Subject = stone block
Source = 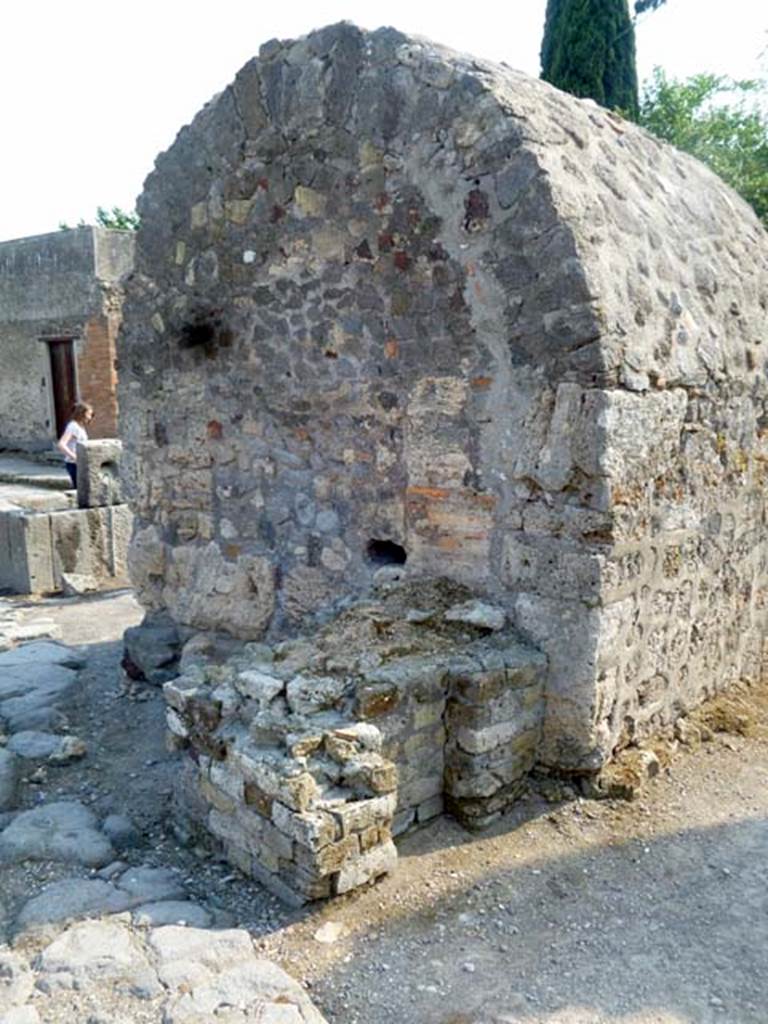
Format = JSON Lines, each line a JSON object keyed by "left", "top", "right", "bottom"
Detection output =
{"left": 356, "top": 681, "right": 401, "bottom": 719}
{"left": 108, "top": 504, "right": 133, "bottom": 577}
{"left": 44, "top": 504, "right": 132, "bottom": 591}
{"left": 245, "top": 855, "right": 309, "bottom": 907}
{"left": 209, "top": 761, "right": 245, "bottom": 802}
{"left": 334, "top": 839, "right": 397, "bottom": 895}
{"left": 0, "top": 511, "right": 55, "bottom": 594}
{"left": 230, "top": 743, "right": 319, "bottom": 812}
{"left": 272, "top": 802, "right": 339, "bottom": 850}
{"left": 276, "top": 862, "right": 333, "bottom": 902}
{"left": 392, "top": 808, "right": 415, "bottom": 836}
{"left": 235, "top": 669, "right": 285, "bottom": 704}
{"left": 417, "top": 794, "right": 444, "bottom": 822}
{"left": 224, "top": 841, "right": 252, "bottom": 876}
{"left": 49, "top": 508, "right": 107, "bottom": 580}
{"left": 340, "top": 754, "right": 398, "bottom": 796}
{"left": 413, "top": 700, "right": 445, "bottom": 729}
{"left": 397, "top": 774, "right": 443, "bottom": 809}
{"left": 245, "top": 812, "right": 294, "bottom": 862}
{"left": 207, "top": 808, "right": 241, "bottom": 846}
{"left": 295, "top": 834, "right": 360, "bottom": 877}
{"left": 286, "top": 674, "right": 347, "bottom": 714}
{"left": 199, "top": 776, "right": 237, "bottom": 815}
{"left": 76, "top": 439, "right": 124, "bottom": 508}
{"left": 453, "top": 715, "right": 539, "bottom": 756}
{"left": 359, "top": 825, "right": 383, "bottom": 851}
{"left": 60, "top": 572, "right": 99, "bottom": 596}
{"left": 329, "top": 793, "right": 396, "bottom": 836}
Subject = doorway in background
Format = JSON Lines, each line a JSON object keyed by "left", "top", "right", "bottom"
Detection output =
{"left": 46, "top": 339, "right": 77, "bottom": 437}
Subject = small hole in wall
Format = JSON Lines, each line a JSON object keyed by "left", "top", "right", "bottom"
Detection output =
{"left": 366, "top": 539, "right": 407, "bottom": 566}
{"left": 180, "top": 320, "right": 216, "bottom": 349}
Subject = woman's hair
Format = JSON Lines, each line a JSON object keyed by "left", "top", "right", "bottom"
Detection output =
{"left": 71, "top": 401, "right": 93, "bottom": 424}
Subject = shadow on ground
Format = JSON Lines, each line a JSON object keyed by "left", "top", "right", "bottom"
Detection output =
{"left": 310, "top": 814, "right": 768, "bottom": 1024}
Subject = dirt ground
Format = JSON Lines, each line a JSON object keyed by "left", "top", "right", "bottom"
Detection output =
{"left": 5, "top": 590, "right": 768, "bottom": 1024}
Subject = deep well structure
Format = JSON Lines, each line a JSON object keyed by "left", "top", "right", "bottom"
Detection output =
{"left": 119, "top": 25, "right": 768, "bottom": 899}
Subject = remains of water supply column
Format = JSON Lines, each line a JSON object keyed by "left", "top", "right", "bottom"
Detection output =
{"left": 119, "top": 24, "right": 768, "bottom": 901}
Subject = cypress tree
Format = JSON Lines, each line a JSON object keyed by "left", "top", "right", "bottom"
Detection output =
{"left": 540, "top": 0, "right": 639, "bottom": 119}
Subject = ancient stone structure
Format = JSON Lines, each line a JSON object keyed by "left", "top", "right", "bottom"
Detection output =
{"left": 119, "top": 24, "right": 768, "bottom": 898}
{"left": 0, "top": 441, "right": 131, "bottom": 595}
{"left": 166, "top": 581, "right": 545, "bottom": 902}
{"left": 0, "top": 227, "right": 134, "bottom": 449}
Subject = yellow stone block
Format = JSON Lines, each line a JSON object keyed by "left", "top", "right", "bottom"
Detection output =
{"left": 190, "top": 202, "right": 208, "bottom": 229}
{"left": 225, "top": 199, "right": 253, "bottom": 224}
{"left": 294, "top": 185, "right": 326, "bottom": 217}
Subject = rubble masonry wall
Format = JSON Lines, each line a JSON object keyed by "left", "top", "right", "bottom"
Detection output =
{"left": 120, "top": 24, "right": 768, "bottom": 772}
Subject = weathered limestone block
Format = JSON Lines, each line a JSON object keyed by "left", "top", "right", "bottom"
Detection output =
{"left": 0, "top": 511, "right": 55, "bottom": 594}
{"left": 76, "top": 439, "right": 124, "bottom": 508}
{"left": 0, "top": 503, "right": 131, "bottom": 597}
{"left": 163, "top": 544, "right": 275, "bottom": 638}
{"left": 443, "top": 643, "right": 546, "bottom": 828}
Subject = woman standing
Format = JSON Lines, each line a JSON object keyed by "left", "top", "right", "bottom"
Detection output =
{"left": 57, "top": 401, "right": 94, "bottom": 488}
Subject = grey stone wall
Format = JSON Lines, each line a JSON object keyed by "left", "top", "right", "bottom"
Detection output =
{"left": 0, "top": 228, "right": 134, "bottom": 449}
{"left": 119, "top": 24, "right": 768, "bottom": 773}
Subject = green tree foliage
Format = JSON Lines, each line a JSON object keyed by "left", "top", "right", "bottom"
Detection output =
{"left": 634, "top": 0, "right": 667, "bottom": 13}
{"left": 94, "top": 206, "right": 140, "bottom": 230}
{"left": 541, "top": 0, "right": 639, "bottom": 118}
{"left": 59, "top": 206, "right": 139, "bottom": 231}
{"left": 639, "top": 69, "right": 768, "bottom": 226}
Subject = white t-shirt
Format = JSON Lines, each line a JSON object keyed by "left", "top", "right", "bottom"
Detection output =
{"left": 62, "top": 420, "right": 88, "bottom": 463}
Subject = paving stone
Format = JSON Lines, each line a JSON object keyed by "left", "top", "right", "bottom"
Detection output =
{"left": 6, "top": 731, "right": 61, "bottom": 759}
{"left": 0, "top": 748, "right": 19, "bottom": 811}
{"left": 0, "top": 801, "right": 114, "bottom": 867}
{"left": 148, "top": 926, "right": 327, "bottom": 1023}
{"left": 115, "top": 866, "right": 186, "bottom": 904}
{"left": 0, "top": 641, "right": 81, "bottom": 667}
{"left": 147, "top": 926, "right": 253, "bottom": 989}
{"left": 1, "top": 1007, "right": 41, "bottom": 1024}
{"left": 15, "top": 879, "right": 129, "bottom": 931}
{"left": 131, "top": 901, "right": 213, "bottom": 928}
{"left": 36, "top": 919, "right": 163, "bottom": 997}
{"left": 15, "top": 865, "right": 185, "bottom": 931}
{"left": 0, "top": 950, "right": 34, "bottom": 1015}
{"left": 2, "top": 706, "right": 69, "bottom": 735}
{"left": 0, "top": 664, "right": 78, "bottom": 701}
{"left": 102, "top": 813, "right": 141, "bottom": 850}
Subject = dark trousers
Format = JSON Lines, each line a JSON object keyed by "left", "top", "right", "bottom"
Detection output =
{"left": 65, "top": 462, "right": 77, "bottom": 488}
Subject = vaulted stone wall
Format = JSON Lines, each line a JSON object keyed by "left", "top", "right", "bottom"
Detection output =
{"left": 119, "top": 24, "right": 768, "bottom": 773}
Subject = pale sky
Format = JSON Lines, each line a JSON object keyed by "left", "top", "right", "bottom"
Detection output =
{"left": 1, "top": 0, "right": 765, "bottom": 242}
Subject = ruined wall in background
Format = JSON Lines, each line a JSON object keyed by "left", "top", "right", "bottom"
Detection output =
{"left": 120, "top": 24, "right": 768, "bottom": 772}
{"left": 0, "top": 228, "right": 134, "bottom": 448}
